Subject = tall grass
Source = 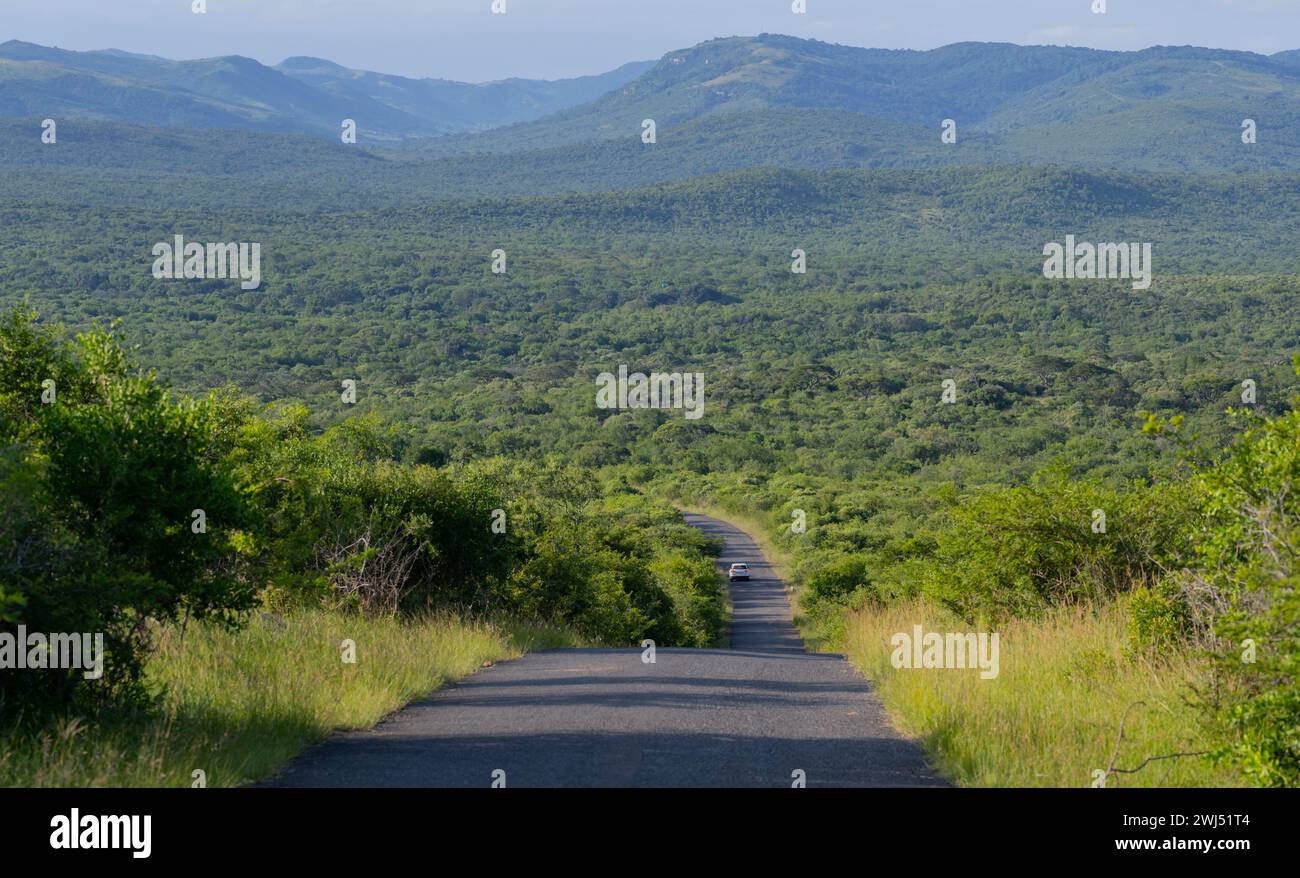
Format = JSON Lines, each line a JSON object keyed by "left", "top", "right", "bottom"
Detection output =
{"left": 1, "top": 611, "right": 579, "bottom": 787}
{"left": 843, "top": 597, "right": 1243, "bottom": 787}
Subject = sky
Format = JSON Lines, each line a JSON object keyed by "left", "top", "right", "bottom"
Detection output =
{"left": 4, "top": 0, "right": 1299, "bottom": 82}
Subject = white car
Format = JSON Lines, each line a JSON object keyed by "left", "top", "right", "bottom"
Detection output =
{"left": 727, "top": 562, "right": 750, "bottom": 582}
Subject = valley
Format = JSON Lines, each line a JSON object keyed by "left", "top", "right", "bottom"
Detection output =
{"left": 2, "top": 27, "right": 1298, "bottom": 793}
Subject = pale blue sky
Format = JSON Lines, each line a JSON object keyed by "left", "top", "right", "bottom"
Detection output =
{"left": 5, "top": 0, "right": 1299, "bottom": 81}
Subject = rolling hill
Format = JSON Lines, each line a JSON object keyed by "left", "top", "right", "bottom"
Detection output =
{"left": 275, "top": 55, "right": 653, "bottom": 136}
{"left": 421, "top": 36, "right": 1300, "bottom": 153}
{"left": 3, "top": 34, "right": 1299, "bottom": 195}
{"left": 0, "top": 39, "right": 650, "bottom": 140}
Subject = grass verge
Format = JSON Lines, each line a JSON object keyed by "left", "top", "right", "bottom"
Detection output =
{"left": 1, "top": 610, "right": 580, "bottom": 787}
{"left": 843, "top": 597, "right": 1242, "bottom": 787}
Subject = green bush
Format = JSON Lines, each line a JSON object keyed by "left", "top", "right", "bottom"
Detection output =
{"left": 806, "top": 555, "right": 874, "bottom": 604}
{"left": 1176, "top": 373, "right": 1300, "bottom": 786}
{"left": 1127, "top": 583, "right": 1193, "bottom": 652}
{"left": 913, "top": 466, "right": 1193, "bottom": 621}
{"left": 239, "top": 418, "right": 511, "bottom": 614}
{"left": 1, "top": 308, "right": 728, "bottom": 720}
{"left": 237, "top": 422, "right": 724, "bottom": 645}
{"left": 1, "top": 309, "right": 256, "bottom": 709}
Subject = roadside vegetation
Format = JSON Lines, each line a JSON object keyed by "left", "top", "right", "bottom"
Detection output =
{"left": 1, "top": 611, "right": 579, "bottom": 787}
{"left": 0, "top": 309, "right": 724, "bottom": 785}
{"left": 665, "top": 370, "right": 1300, "bottom": 787}
{"left": 843, "top": 599, "right": 1238, "bottom": 787}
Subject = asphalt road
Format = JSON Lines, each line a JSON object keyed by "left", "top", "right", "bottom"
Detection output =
{"left": 264, "top": 512, "right": 943, "bottom": 787}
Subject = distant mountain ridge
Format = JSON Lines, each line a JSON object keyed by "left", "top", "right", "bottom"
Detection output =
{"left": 2, "top": 34, "right": 1298, "bottom": 178}
{"left": 423, "top": 34, "right": 1300, "bottom": 154}
{"left": 0, "top": 39, "right": 652, "bottom": 139}
{"left": 275, "top": 55, "right": 655, "bottom": 135}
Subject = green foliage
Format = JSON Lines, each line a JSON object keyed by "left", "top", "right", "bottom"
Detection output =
{"left": 1127, "top": 582, "right": 1194, "bottom": 652}
{"left": 0, "top": 310, "right": 256, "bottom": 709}
{"left": 217, "top": 398, "right": 725, "bottom": 644}
{"left": 0, "top": 308, "right": 726, "bottom": 721}
{"left": 238, "top": 418, "right": 511, "bottom": 614}
{"left": 1176, "top": 367, "right": 1300, "bottom": 786}
{"left": 913, "top": 467, "right": 1194, "bottom": 621}
{"left": 806, "top": 555, "right": 875, "bottom": 604}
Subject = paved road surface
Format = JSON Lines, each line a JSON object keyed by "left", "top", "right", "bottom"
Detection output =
{"left": 265, "top": 512, "right": 942, "bottom": 787}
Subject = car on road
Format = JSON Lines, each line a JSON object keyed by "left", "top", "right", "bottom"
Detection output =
{"left": 728, "top": 562, "right": 750, "bottom": 582}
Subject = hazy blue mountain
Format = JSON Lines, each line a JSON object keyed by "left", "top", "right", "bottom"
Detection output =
{"left": 416, "top": 36, "right": 1123, "bottom": 153}
{"left": 422, "top": 35, "right": 1300, "bottom": 162}
{"left": 4, "top": 34, "right": 1298, "bottom": 181}
{"left": 1272, "top": 49, "right": 1300, "bottom": 68}
{"left": 275, "top": 56, "right": 653, "bottom": 135}
{"left": 0, "top": 40, "right": 650, "bottom": 139}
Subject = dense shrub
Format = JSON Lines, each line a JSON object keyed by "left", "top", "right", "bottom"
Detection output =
{"left": 911, "top": 466, "right": 1194, "bottom": 621}
{"left": 236, "top": 412, "right": 511, "bottom": 613}
{"left": 806, "top": 555, "right": 875, "bottom": 604}
{"left": 0, "top": 309, "right": 256, "bottom": 709}
{"left": 1, "top": 309, "right": 727, "bottom": 718}
{"left": 1168, "top": 376, "right": 1300, "bottom": 786}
